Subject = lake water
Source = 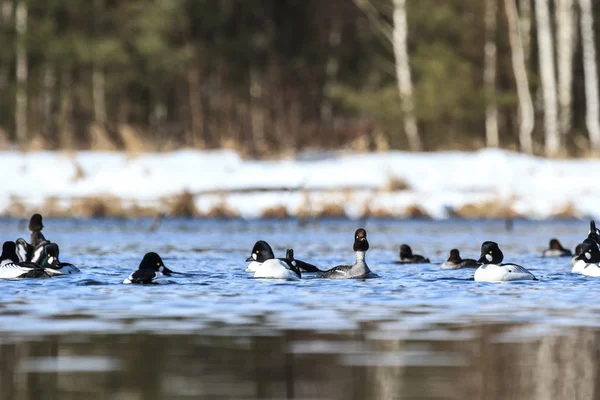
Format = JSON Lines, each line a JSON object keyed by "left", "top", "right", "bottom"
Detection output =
{"left": 0, "top": 218, "right": 598, "bottom": 399}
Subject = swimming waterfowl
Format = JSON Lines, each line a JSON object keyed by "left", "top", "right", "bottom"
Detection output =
{"left": 441, "top": 249, "right": 480, "bottom": 269}
{"left": 397, "top": 244, "right": 430, "bottom": 264}
{"left": 588, "top": 220, "right": 600, "bottom": 243}
{"left": 318, "top": 228, "right": 377, "bottom": 279}
{"left": 542, "top": 238, "right": 572, "bottom": 257}
{"left": 123, "top": 252, "right": 173, "bottom": 284}
{"left": 245, "top": 240, "right": 321, "bottom": 272}
{"left": 474, "top": 241, "right": 536, "bottom": 282}
{"left": 28, "top": 213, "right": 47, "bottom": 248}
{"left": 252, "top": 248, "right": 301, "bottom": 280}
{"left": 31, "top": 242, "right": 80, "bottom": 276}
{"left": 572, "top": 239, "right": 600, "bottom": 275}
{"left": 0, "top": 241, "right": 50, "bottom": 279}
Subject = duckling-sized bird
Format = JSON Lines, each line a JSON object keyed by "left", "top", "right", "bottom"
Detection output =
{"left": 474, "top": 241, "right": 536, "bottom": 282}
{"left": 245, "top": 240, "right": 321, "bottom": 272}
{"left": 123, "top": 252, "right": 174, "bottom": 284}
{"left": 441, "top": 249, "right": 480, "bottom": 269}
{"left": 397, "top": 244, "right": 430, "bottom": 264}
{"left": 253, "top": 248, "right": 301, "bottom": 280}
{"left": 542, "top": 238, "right": 572, "bottom": 257}
{"left": 318, "top": 228, "right": 377, "bottom": 279}
{"left": 0, "top": 241, "right": 50, "bottom": 279}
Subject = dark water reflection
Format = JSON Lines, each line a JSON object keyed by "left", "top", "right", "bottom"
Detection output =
{"left": 1, "top": 323, "right": 599, "bottom": 399}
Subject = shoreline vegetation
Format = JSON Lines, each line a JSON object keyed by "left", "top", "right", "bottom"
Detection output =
{"left": 1, "top": 148, "right": 596, "bottom": 220}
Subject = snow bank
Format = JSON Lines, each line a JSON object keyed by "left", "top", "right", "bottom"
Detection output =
{"left": 1, "top": 148, "right": 598, "bottom": 219}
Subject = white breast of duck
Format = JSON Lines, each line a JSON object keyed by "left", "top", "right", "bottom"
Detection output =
{"left": 253, "top": 259, "right": 300, "bottom": 281}
{"left": 0, "top": 259, "right": 45, "bottom": 279}
{"left": 474, "top": 241, "right": 536, "bottom": 282}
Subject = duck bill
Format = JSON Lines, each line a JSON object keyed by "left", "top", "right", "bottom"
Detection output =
{"left": 245, "top": 256, "right": 254, "bottom": 262}
{"left": 477, "top": 255, "right": 487, "bottom": 263}
{"left": 161, "top": 266, "right": 176, "bottom": 276}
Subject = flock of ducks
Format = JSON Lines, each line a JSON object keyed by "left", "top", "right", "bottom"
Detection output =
{"left": 1, "top": 214, "right": 599, "bottom": 283}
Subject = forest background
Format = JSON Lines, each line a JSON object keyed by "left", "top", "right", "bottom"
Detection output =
{"left": 0, "top": 0, "right": 598, "bottom": 158}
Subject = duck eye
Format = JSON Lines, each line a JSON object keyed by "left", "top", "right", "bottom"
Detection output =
{"left": 47, "top": 254, "right": 51, "bottom": 257}
{"left": 156, "top": 262, "right": 160, "bottom": 266}
{"left": 256, "top": 250, "right": 259, "bottom": 253}
{"left": 489, "top": 251, "right": 492, "bottom": 254}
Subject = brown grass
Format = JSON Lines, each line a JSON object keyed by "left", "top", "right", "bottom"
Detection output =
{"left": 261, "top": 205, "right": 289, "bottom": 218}
{"left": 70, "top": 196, "right": 126, "bottom": 217}
{"left": 314, "top": 203, "right": 347, "bottom": 218}
{"left": 164, "top": 191, "right": 198, "bottom": 217}
{"left": 119, "top": 124, "right": 146, "bottom": 154}
{"left": 385, "top": 175, "right": 411, "bottom": 192}
{"left": 551, "top": 202, "right": 579, "bottom": 219}
{"left": 453, "top": 200, "right": 520, "bottom": 219}
{"left": 89, "top": 123, "right": 117, "bottom": 151}
{"left": 402, "top": 205, "right": 431, "bottom": 219}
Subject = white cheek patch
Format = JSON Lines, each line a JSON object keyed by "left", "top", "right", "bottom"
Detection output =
{"left": 159, "top": 266, "right": 164, "bottom": 272}
{"left": 252, "top": 253, "right": 257, "bottom": 261}
{"left": 585, "top": 252, "right": 592, "bottom": 260}
{"left": 291, "top": 261, "right": 297, "bottom": 267}
{"left": 485, "top": 254, "right": 493, "bottom": 262}
{"left": 48, "top": 256, "right": 55, "bottom": 264}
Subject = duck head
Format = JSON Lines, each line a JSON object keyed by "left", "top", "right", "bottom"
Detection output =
{"left": 246, "top": 240, "right": 275, "bottom": 262}
{"left": 477, "top": 241, "right": 504, "bottom": 264}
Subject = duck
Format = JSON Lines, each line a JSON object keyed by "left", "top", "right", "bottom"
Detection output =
{"left": 123, "top": 252, "right": 174, "bottom": 284}
{"left": 572, "top": 239, "right": 600, "bottom": 276}
{"left": 318, "top": 228, "right": 377, "bottom": 279}
{"left": 570, "top": 243, "right": 583, "bottom": 267}
{"left": 28, "top": 213, "right": 47, "bottom": 248}
{"left": 15, "top": 238, "right": 80, "bottom": 275}
{"left": 252, "top": 248, "right": 301, "bottom": 280}
{"left": 27, "top": 241, "right": 80, "bottom": 276}
{"left": 245, "top": 240, "right": 321, "bottom": 273}
{"left": 571, "top": 239, "right": 600, "bottom": 276}
{"left": 0, "top": 241, "right": 50, "bottom": 279}
{"left": 474, "top": 241, "right": 536, "bottom": 282}
{"left": 542, "top": 238, "right": 572, "bottom": 257}
{"left": 397, "top": 244, "right": 430, "bottom": 264}
{"left": 441, "top": 249, "right": 480, "bottom": 269}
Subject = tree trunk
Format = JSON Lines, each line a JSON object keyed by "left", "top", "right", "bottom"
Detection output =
{"left": 42, "top": 64, "right": 55, "bottom": 141}
{"left": 15, "top": 0, "right": 27, "bottom": 148}
{"left": 535, "top": 0, "right": 560, "bottom": 157}
{"left": 187, "top": 64, "right": 203, "bottom": 148}
{"left": 250, "top": 67, "right": 266, "bottom": 155}
{"left": 57, "top": 70, "right": 73, "bottom": 150}
{"left": 556, "top": 0, "right": 576, "bottom": 138}
{"left": 321, "top": 15, "right": 342, "bottom": 128}
{"left": 92, "top": 66, "right": 107, "bottom": 125}
{"left": 392, "top": 0, "right": 421, "bottom": 151}
{"left": 578, "top": 0, "right": 600, "bottom": 152}
{"left": 519, "top": 0, "right": 532, "bottom": 63}
{"left": 505, "top": 0, "right": 534, "bottom": 154}
{"left": 484, "top": 0, "right": 499, "bottom": 148}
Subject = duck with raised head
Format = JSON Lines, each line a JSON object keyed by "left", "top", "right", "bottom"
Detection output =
{"left": 318, "top": 228, "right": 378, "bottom": 279}
{"left": 542, "top": 238, "right": 572, "bottom": 257}
{"left": 474, "top": 241, "right": 536, "bottom": 282}
{"left": 588, "top": 220, "right": 600, "bottom": 243}
{"left": 245, "top": 240, "right": 321, "bottom": 273}
{"left": 123, "top": 252, "right": 174, "bottom": 284}
{"left": 441, "top": 249, "right": 480, "bottom": 269}
{"left": 252, "top": 248, "right": 301, "bottom": 280}
{"left": 0, "top": 241, "right": 50, "bottom": 279}
{"left": 573, "top": 239, "right": 600, "bottom": 277}
{"left": 397, "top": 244, "right": 430, "bottom": 264}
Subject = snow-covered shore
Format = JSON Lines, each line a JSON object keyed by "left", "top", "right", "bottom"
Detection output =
{"left": 1, "top": 148, "right": 598, "bottom": 219}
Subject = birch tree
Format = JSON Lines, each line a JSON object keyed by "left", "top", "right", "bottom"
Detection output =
{"left": 519, "top": 0, "right": 532, "bottom": 63}
{"left": 484, "top": 0, "right": 499, "bottom": 148}
{"left": 556, "top": 0, "right": 576, "bottom": 137}
{"left": 392, "top": 0, "right": 421, "bottom": 151}
{"left": 505, "top": 0, "right": 534, "bottom": 154}
{"left": 578, "top": 0, "right": 600, "bottom": 152}
{"left": 535, "top": 0, "right": 560, "bottom": 157}
{"left": 15, "top": 0, "right": 27, "bottom": 148}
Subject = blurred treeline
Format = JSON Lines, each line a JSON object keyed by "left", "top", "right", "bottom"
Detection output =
{"left": 0, "top": 0, "right": 598, "bottom": 156}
